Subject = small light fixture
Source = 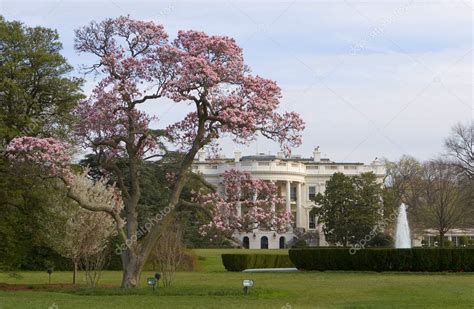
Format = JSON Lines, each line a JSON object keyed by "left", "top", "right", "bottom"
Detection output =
{"left": 147, "top": 277, "right": 158, "bottom": 293}
{"left": 242, "top": 279, "right": 254, "bottom": 295}
{"left": 273, "top": 232, "right": 277, "bottom": 239}
{"left": 252, "top": 233, "right": 256, "bottom": 239}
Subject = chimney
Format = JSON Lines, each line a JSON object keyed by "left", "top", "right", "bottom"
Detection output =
{"left": 313, "top": 146, "right": 321, "bottom": 162}
{"left": 234, "top": 151, "right": 242, "bottom": 162}
{"left": 197, "top": 150, "right": 206, "bottom": 162}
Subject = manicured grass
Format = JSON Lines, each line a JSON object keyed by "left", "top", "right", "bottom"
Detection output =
{"left": 1, "top": 249, "right": 473, "bottom": 308}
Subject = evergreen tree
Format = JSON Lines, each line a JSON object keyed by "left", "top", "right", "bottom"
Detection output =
{"left": 315, "top": 172, "right": 383, "bottom": 247}
{"left": 0, "top": 16, "right": 83, "bottom": 270}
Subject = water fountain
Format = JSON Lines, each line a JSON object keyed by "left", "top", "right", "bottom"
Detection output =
{"left": 395, "top": 203, "right": 411, "bottom": 248}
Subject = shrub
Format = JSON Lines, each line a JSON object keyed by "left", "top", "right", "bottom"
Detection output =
{"left": 443, "top": 240, "right": 453, "bottom": 247}
{"left": 292, "top": 239, "right": 308, "bottom": 248}
{"left": 178, "top": 251, "right": 197, "bottom": 271}
{"left": 289, "top": 248, "right": 474, "bottom": 272}
{"left": 459, "top": 236, "right": 469, "bottom": 247}
{"left": 368, "top": 233, "right": 393, "bottom": 247}
{"left": 221, "top": 254, "right": 294, "bottom": 272}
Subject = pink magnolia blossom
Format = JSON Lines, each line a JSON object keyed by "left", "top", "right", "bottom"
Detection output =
{"left": 163, "top": 30, "right": 305, "bottom": 154}
{"left": 198, "top": 170, "right": 293, "bottom": 241}
{"left": 6, "top": 137, "right": 73, "bottom": 181}
{"left": 74, "top": 16, "right": 304, "bottom": 169}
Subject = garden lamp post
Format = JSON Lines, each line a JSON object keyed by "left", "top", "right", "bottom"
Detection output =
{"left": 147, "top": 272, "right": 161, "bottom": 294}
{"left": 242, "top": 279, "right": 254, "bottom": 295}
{"left": 147, "top": 277, "right": 157, "bottom": 293}
{"left": 47, "top": 267, "right": 53, "bottom": 284}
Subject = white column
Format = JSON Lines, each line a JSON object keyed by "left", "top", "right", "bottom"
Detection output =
{"left": 236, "top": 202, "right": 242, "bottom": 217}
{"left": 286, "top": 180, "right": 291, "bottom": 213}
{"left": 296, "top": 182, "right": 302, "bottom": 227}
{"left": 270, "top": 181, "right": 276, "bottom": 212}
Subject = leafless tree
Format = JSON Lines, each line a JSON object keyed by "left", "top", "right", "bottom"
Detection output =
{"left": 81, "top": 249, "right": 109, "bottom": 288}
{"left": 152, "top": 219, "right": 185, "bottom": 287}
{"left": 445, "top": 122, "right": 473, "bottom": 179}
{"left": 384, "top": 156, "right": 426, "bottom": 233}
{"left": 385, "top": 155, "right": 424, "bottom": 209}
{"left": 417, "top": 160, "right": 473, "bottom": 246}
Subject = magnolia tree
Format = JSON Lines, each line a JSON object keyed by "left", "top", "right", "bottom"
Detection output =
{"left": 42, "top": 171, "right": 117, "bottom": 286}
{"left": 7, "top": 16, "right": 304, "bottom": 288}
{"left": 198, "top": 170, "right": 292, "bottom": 242}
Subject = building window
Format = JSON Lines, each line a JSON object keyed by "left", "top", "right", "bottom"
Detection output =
{"left": 309, "top": 214, "right": 317, "bottom": 229}
{"left": 290, "top": 187, "right": 297, "bottom": 201}
{"left": 279, "top": 236, "right": 286, "bottom": 249}
{"left": 309, "top": 207, "right": 318, "bottom": 229}
{"left": 308, "top": 186, "right": 316, "bottom": 200}
{"left": 326, "top": 166, "right": 338, "bottom": 170}
{"left": 428, "top": 236, "right": 438, "bottom": 247}
{"left": 260, "top": 236, "right": 269, "bottom": 249}
{"left": 242, "top": 236, "right": 249, "bottom": 249}
{"left": 344, "top": 166, "right": 357, "bottom": 170}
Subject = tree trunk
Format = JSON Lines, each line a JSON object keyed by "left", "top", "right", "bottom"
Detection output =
{"left": 121, "top": 249, "right": 146, "bottom": 288}
{"left": 73, "top": 261, "right": 78, "bottom": 285}
{"left": 439, "top": 231, "right": 445, "bottom": 248}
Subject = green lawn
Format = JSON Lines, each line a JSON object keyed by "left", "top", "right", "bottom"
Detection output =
{"left": 1, "top": 249, "right": 473, "bottom": 308}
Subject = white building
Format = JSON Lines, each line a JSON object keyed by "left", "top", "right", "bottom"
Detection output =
{"left": 413, "top": 229, "right": 474, "bottom": 247}
{"left": 192, "top": 147, "right": 386, "bottom": 249}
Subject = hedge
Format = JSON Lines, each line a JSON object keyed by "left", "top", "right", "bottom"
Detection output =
{"left": 221, "top": 254, "right": 294, "bottom": 272}
{"left": 289, "top": 248, "right": 474, "bottom": 272}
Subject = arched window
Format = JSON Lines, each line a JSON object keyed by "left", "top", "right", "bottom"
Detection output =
{"left": 279, "top": 236, "right": 286, "bottom": 249}
{"left": 243, "top": 236, "right": 249, "bottom": 249}
{"left": 260, "top": 236, "right": 269, "bottom": 249}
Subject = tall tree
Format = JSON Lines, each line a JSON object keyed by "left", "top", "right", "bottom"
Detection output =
{"left": 445, "top": 122, "right": 473, "bottom": 179}
{"left": 8, "top": 16, "right": 304, "bottom": 288}
{"left": 0, "top": 16, "right": 83, "bottom": 270}
{"left": 0, "top": 16, "right": 83, "bottom": 144}
{"left": 315, "top": 172, "right": 383, "bottom": 247}
{"left": 417, "top": 160, "right": 473, "bottom": 246}
{"left": 384, "top": 155, "right": 423, "bottom": 210}
{"left": 386, "top": 156, "right": 473, "bottom": 245}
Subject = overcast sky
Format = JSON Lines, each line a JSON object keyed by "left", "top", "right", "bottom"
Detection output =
{"left": 1, "top": 0, "right": 472, "bottom": 163}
